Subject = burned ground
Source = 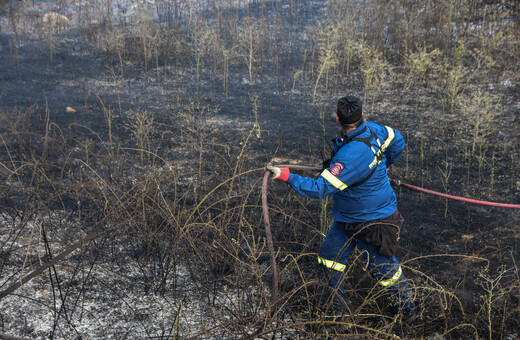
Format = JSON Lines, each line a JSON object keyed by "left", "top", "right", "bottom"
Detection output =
{"left": 0, "top": 0, "right": 519, "bottom": 339}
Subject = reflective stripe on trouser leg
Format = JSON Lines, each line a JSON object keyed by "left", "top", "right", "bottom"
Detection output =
{"left": 379, "top": 265, "right": 402, "bottom": 287}
{"left": 317, "top": 256, "right": 346, "bottom": 272}
{"left": 317, "top": 221, "right": 356, "bottom": 272}
{"left": 317, "top": 221, "right": 356, "bottom": 310}
{"left": 355, "top": 238, "right": 413, "bottom": 301}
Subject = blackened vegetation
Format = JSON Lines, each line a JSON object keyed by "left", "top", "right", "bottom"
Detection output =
{"left": 0, "top": 0, "right": 519, "bottom": 339}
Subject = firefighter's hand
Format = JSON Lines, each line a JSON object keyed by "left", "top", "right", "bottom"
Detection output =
{"left": 266, "top": 164, "right": 281, "bottom": 178}
{"left": 266, "top": 164, "right": 290, "bottom": 182}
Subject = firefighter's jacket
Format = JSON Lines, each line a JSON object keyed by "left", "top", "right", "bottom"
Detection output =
{"left": 286, "top": 121, "right": 405, "bottom": 223}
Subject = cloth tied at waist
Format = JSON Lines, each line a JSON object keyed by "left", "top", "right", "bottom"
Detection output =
{"left": 339, "top": 209, "right": 404, "bottom": 257}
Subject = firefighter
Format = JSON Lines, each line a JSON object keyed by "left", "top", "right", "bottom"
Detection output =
{"left": 266, "top": 95, "right": 415, "bottom": 316}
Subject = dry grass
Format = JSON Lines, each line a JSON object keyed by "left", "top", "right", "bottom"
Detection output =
{"left": 0, "top": 0, "right": 519, "bottom": 338}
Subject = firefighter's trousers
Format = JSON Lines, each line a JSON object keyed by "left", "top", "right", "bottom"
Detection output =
{"left": 317, "top": 220, "right": 414, "bottom": 314}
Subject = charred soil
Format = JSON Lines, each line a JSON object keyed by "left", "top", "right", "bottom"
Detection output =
{"left": 1, "top": 0, "right": 519, "bottom": 339}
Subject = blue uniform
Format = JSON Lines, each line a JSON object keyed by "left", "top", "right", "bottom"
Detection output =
{"left": 286, "top": 121, "right": 403, "bottom": 222}
{"left": 285, "top": 121, "right": 414, "bottom": 314}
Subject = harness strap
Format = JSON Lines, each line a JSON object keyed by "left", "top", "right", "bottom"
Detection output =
{"left": 347, "top": 128, "right": 381, "bottom": 188}
{"left": 322, "top": 126, "right": 368, "bottom": 170}
{"left": 321, "top": 126, "right": 395, "bottom": 190}
{"left": 348, "top": 162, "right": 378, "bottom": 188}
{"left": 339, "top": 125, "right": 368, "bottom": 146}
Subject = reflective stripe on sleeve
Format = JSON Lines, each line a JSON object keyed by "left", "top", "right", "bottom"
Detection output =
{"left": 318, "top": 256, "right": 346, "bottom": 272}
{"left": 321, "top": 169, "right": 348, "bottom": 191}
{"left": 380, "top": 126, "right": 395, "bottom": 151}
{"left": 379, "top": 266, "right": 402, "bottom": 287}
{"left": 368, "top": 126, "right": 395, "bottom": 169}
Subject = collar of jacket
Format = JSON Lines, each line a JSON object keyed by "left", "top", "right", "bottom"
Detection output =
{"left": 331, "top": 122, "right": 368, "bottom": 153}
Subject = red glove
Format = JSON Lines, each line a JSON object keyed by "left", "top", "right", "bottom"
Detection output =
{"left": 266, "top": 164, "right": 290, "bottom": 182}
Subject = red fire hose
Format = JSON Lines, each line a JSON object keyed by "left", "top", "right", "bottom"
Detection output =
{"left": 389, "top": 179, "right": 520, "bottom": 209}
{"left": 261, "top": 164, "right": 322, "bottom": 308}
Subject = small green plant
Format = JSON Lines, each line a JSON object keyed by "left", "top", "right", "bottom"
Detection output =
{"left": 172, "top": 300, "right": 183, "bottom": 340}
{"left": 341, "top": 37, "right": 358, "bottom": 79}
{"left": 250, "top": 94, "right": 261, "bottom": 139}
{"left": 476, "top": 144, "right": 487, "bottom": 186}
{"left": 176, "top": 97, "right": 220, "bottom": 190}
{"left": 81, "top": 138, "right": 94, "bottom": 165}
{"left": 459, "top": 89, "right": 501, "bottom": 156}
{"left": 454, "top": 39, "right": 466, "bottom": 66}
{"left": 404, "top": 48, "right": 441, "bottom": 89}
{"left": 190, "top": 17, "right": 213, "bottom": 94}
{"left": 489, "top": 148, "right": 496, "bottom": 191}
{"left": 319, "top": 197, "right": 332, "bottom": 242}
{"left": 312, "top": 24, "right": 339, "bottom": 104}
{"left": 463, "top": 145, "right": 471, "bottom": 197}
{"left": 238, "top": 17, "right": 266, "bottom": 85}
{"left": 313, "top": 46, "right": 337, "bottom": 104}
{"left": 358, "top": 43, "right": 388, "bottom": 113}
{"left": 124, "top": 109, "right": 157, "bottom": 165}
{"left": 438, "top": 153, "right": 452, "bottom": 218}
{"left": 445, "top": 64, "right": 468, "bottom": 116}
{"left": 442, "top": 40, "right": 471, "bottom": 116}
{"left": 475, "top": 265, "right": 513, "bottom": 340}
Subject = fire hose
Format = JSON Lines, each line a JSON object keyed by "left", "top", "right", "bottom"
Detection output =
{"left": 261, "top": 164, "right": 321, "bottom": 307}
{"left": 261, "top": 164, "right": 520, "bottom": 306}
{"left": 389, "top": 178, "right": 520, "bottom": 208}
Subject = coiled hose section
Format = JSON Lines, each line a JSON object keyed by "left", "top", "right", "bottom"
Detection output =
{"left": 261, "top": 165, "right": 321, "bottom": 307}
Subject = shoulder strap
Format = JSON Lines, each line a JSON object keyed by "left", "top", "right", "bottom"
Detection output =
{"left": 346, "top": 127, "right": 383, "bottom": 188}
{"left": 341, "top": 125, "right": 368, "bottom": 146}
{"left": 322, "top": 125, "right": 368, "bottom": 171}
{"left": 348, "top": 164, "right": 378, "bottom": 188}
{"left": 324, "top": 126, "right": 367, "bottom": 164}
